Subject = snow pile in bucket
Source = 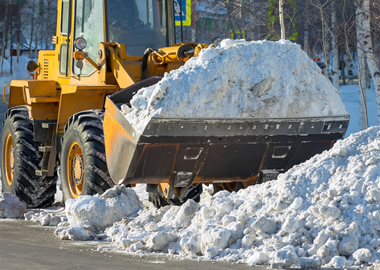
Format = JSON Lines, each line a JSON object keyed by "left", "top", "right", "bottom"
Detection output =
{"left": 48, "top": 127, "right": 380, "bottom": 268}
{"left": 122, "top": 40, "right": 347, "bottom": 134}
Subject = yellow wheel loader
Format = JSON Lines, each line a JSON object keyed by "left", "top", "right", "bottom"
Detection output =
{"left": 0, "top": 0, "right": 349, "bottom": 208}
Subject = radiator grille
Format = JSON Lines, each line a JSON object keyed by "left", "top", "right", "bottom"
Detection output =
{"left": 43, "top": 58, "right": 49, "bottom": 79}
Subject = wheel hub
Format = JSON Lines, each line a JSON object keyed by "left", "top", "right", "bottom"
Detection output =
{"left": 72, "top": 154, "right": 84, "bottom": 185}
{"left": 8, "top": 146, "right": 14, "bottom": 171}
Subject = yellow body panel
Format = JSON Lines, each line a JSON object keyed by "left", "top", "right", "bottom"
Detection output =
{"left": 25, "top": 80, "right": 57, "bottom": 99}
{"left": 103, "top": 98, "right": 136, "bottom": 161}
{"left": 108, "top": 47, "right": 136, "bottom": 89}
{"left": 8, "top": 80, "right": 59, "bottom": 120}
{"left": 57, "top": 84, "right": 118, "bottom": 134}
{"left": 30, "top": 103, "right": 60, "bottom": 121}
{"left": 37, "top": 51, "right": 57, "bottom": 80}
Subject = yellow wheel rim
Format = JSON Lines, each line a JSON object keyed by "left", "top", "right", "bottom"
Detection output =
{"left": 67, "top": 142, "right": 84, "bottom": 198}
{"left": 4, "top": 134, "right": 14, "bottom": 186}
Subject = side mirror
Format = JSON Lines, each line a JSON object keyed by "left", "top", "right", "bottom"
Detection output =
{"left": 26, "top": 60, "right": 39, "bottom": 72}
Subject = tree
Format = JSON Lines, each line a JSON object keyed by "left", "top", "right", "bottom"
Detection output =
{"left": 45, "top": 0, "right": 52, "bottom": 49}
{"left": 29, "top": 0, "right": 35, "bottom": 58}
{"left": 355, "top": 0, "right": 369, "bottom": 129}
{"left": 328, "top": 0, "right": 339, "bottom": 89}
{"left": 279, "top": 0, "right": 285, "bottom": 39}
{"left": 356, "top": 0, "right": 380, "bottom": 125}
{"left": 1, "top": 0, "right": 10, "bottom": 75}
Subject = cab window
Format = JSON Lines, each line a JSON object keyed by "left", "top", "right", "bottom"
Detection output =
{"left": 73, "top": 0, "right": 104, "bottom": 75}
{"left": 61, "top": 0, "right": 70, "bottom": 35}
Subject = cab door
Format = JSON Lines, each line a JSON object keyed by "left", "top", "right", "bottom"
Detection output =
{"left": 72, "top": 0, "right": 105, "bottom": 76}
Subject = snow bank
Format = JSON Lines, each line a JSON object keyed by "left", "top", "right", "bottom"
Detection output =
{"left": 0, "top": 55, "right": 33, "bottom": 79}
{"left": 0, "top": 193, "right": 27, "bottom": 218}
{"left": 340, "top": 83, "right": 378, "bottom": 136}
{"left": 0, "top": 57, "right": 11, "bottom": 73}
{"left": 9, "top": 56, "right": 33, "bottom": 80}
{"left": 49, "top": 126, "right": 380, "bottom": 268}
{"left": 0, "top": 55, "right": 34, "bottom": 95}
{"left": 24, "top": 207, "right": 66, "bottom": 226}
{"left": 123, "top": 40, "right": 347, "bottom": 134}
{"left": 59, "top": 185, "right": 143, "bottom": 234}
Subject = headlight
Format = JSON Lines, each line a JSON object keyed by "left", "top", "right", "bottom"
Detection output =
{"left": 74, "top": 37, "right": 87, "bottom": 51}
{"left": 76, "top": 60, "right": 84, "bottom": 69}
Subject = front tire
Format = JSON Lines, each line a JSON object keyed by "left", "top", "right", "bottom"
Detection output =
{"left": 0, "top": 106, "right": 57, "bottom": 208}
{"left": 60, "top": 110, "right": 114, "bottom": 202}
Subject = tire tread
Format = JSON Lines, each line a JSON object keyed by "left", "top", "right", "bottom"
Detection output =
{"left": 1, "top": 106, "right": 57, "bottom": 208}
{"left": 61, "top": 110, "right": 113, "bottom": 201}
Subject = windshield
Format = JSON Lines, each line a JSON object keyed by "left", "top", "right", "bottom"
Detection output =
{"left": 106, "top": 0, "right": 169, "bottom": 56}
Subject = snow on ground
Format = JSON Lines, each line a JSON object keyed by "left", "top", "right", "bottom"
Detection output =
{"left": 23, "top": 126, "right": 380, "bottom": 268}
{"left": 340, "top": 83, "right": 378, "bottom": 136}
{"left": 0, "top": 193, "right": 26, "bottom": 218}
{"left": 24, "top": 207, "right": 66, "bottom": 226}
{"left": 123, "top": 40, "right": 347, "bottom": 134}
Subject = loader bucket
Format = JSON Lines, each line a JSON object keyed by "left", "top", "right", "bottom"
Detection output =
{"left": 103, "top": 78, "right": 349, "bottom": 187}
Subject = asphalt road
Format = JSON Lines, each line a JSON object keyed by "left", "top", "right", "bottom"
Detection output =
{"left": 0, "top": 219, "right": 258, "bottom": 270}
{"left": 0, "top": 101, "right": 261, "bottom": 270}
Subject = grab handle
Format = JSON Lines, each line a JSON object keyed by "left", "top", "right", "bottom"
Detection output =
{"left": 3, "top": 84, "right": 10, "bottom": 105}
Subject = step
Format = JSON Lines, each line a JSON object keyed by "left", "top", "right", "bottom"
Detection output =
{"left": 35, "top": 170, "right": 49, "bottom": 176}
{"left": 41, "top": 122, "right": 57, "bottom": 129}
{"left": 38, "top": 146, "right": 52, "bottom": 153}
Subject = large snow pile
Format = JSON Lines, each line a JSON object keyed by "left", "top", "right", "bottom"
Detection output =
{"left": 46, "top": 127, "right": 380, "bottom": 268}
{"left": 123, "top": 40, "right": 347, "bottom": 134}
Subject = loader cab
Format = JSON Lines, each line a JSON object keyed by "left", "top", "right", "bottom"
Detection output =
{"left": 55, "top": 0, "right": 175, "bottom": 79}
{"left": 106, "top": 0, "right": 172, "bottom": 56}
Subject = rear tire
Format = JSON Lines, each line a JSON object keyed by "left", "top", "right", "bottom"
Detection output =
{"left": 147, "top": 184, "right": 203, "bottom": 208}
{"left": 60, "top": 110, "right": 114, "bottom": 202}
{"left": 0, "top": 106, "right": 57, "bottom": 208}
